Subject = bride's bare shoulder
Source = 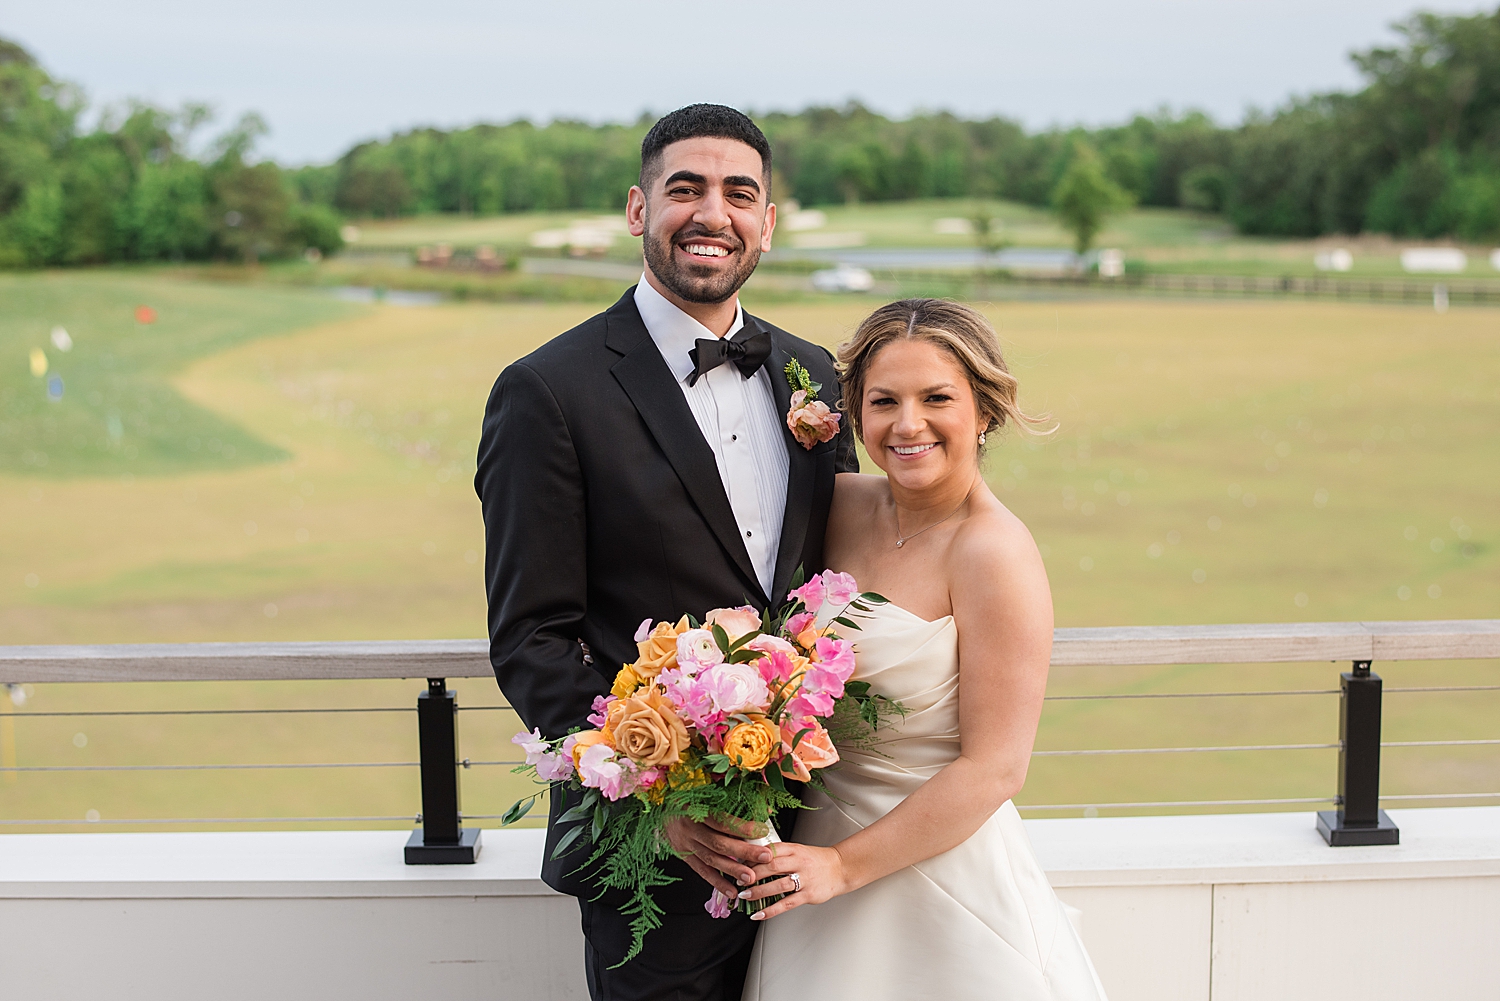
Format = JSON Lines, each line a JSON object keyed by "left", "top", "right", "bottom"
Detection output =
{"left": 832, "top": 472, "right": 888, "bottom": 512}
{"left": 949, "top": 491, "right": 1044, "bottom": 584}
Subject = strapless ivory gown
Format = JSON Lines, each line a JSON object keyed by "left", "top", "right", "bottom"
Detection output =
{"left": 743, "top": 603, "right": 1108, "bottom": 1001}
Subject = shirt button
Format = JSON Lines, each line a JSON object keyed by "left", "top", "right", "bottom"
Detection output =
{"left": 731, "top": 434, "right": 738, "bottom": 441}
{"left": 746, "top": 531, "right": 752, "bottom": 538}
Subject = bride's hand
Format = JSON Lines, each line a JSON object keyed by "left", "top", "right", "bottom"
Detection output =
{"left": 740, "top": 842, "right": 848, "bottom": 919}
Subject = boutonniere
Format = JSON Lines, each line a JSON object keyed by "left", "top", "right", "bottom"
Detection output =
{"left": 784, "top": 357, "right": 841, "bottom": 450}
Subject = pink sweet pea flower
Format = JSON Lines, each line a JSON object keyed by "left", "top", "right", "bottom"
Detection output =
{"left": 813, "top": 636, "right": 857, "bottom": 685}
{"left": 822, "top": 572, "right": 859, "bottom": 607}
{"left": 787, "top": 573, "right": 827, "bottom": 613}
{"left": 511, "top": 728, "right": 551, "bottom": 762}
{"left": 634, "top": 618, "right": 654, "bottom": 643}
{"left": 706, "top": 605, "right": 763, "bottom": 642}
{"left": 577, "top": 742, "right": 631, "bottom": 800}
{"left": 705, "top": 888, "right": 734, "bottom": 919}
{"left": 755, "top": 649, "right": 799, "bottom": 686}
{"left": 785, "top": 690, "right": 835, "bottom": 719}
{"left": 535, "top": 750, "right": 575, "bottom": 781}
{"left": 783, "top": 611, "right": 816, "bottom": 639}
{"left": 801, "top": 661, "right": 848, "bottom": 702}
{"left": 660, "top": 666, "right": 723, "bottom": 733}
{"left": 587, "top": 695, "right": 616, "bottom": 728}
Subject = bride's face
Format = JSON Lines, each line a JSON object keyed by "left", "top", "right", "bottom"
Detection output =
{"left": 861, "top": 339, "right": 982, "bottom": 491}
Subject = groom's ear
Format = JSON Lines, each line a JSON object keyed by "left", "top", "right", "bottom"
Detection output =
{"left": 626, "top": 186, "right": 647, "bottom": 238}
{"left": 760, "top": 201, "right": 777, "bottom": 253}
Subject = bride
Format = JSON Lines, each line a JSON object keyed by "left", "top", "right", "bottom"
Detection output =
{"left": 740, "top": 299, "right": 1108, "bottom": 1000}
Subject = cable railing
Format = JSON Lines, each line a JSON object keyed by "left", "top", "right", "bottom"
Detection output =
{"left": 2, "top": 619, "right": 1498, "bottom": 855}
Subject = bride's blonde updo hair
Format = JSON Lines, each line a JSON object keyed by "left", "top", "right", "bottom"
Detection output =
{"left": 836, "top": 299, "right": 1051, "bottom": 444}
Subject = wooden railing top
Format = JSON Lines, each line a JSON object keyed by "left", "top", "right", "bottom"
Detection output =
{"left": 1, "top": 620, "right": 1497, "bottom": 684}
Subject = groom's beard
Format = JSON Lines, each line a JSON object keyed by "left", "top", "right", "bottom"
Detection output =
{"left": 642, "top": 217, "right": 762, "bottom": 305}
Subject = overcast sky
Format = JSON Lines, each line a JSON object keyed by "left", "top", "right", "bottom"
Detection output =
{"left": 6, "top": 0, "right": 1492, "bottom": 163}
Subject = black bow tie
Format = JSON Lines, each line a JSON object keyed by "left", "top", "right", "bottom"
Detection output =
{"left": 687, "top": 327, "right": 772, "bottom": 386}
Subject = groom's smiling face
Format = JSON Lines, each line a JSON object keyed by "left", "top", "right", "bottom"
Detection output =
{"left": 628, "top": 137, "right": 777, "bottom": 306}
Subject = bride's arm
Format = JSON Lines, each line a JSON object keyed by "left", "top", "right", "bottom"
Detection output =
{"left": 742, "top": 512, "right": 1053, "bottom": 918}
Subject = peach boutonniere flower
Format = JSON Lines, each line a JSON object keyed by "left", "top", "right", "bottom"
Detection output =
{"left": 784, "top": 357, "right": 841, "bottom": 449}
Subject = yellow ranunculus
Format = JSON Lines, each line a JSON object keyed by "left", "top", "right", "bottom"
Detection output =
{"left": 611, "top": 664, "right": 643, "bottom": 698}
{"left": 630, "top": 615, "right": 691, "bottom": 680}
{"left": 723, "top": 717, "right": 779, "bottom": 771}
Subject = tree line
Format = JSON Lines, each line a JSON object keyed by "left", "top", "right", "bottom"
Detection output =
{"left": 0, "top": 39, "right": 342, "bottom": 267}
{"left": 3, "top": 7, "right": 1499, "bottom": 267}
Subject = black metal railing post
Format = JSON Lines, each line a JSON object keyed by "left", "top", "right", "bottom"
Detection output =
{"left": 1317, "top": 660, "right": 1399, "bottom": 846}
{"left": 404, "top": 678, "right": 481, "bottom": 863}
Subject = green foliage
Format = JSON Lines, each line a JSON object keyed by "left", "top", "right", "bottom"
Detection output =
{"left": 0, "top": 39, "right": 341, "bottom": 267}
{"left": 1179, "top": 165, "right": 1229, "bottom": 213}
{"left": 1052, "top": 145, "right": 1135, "bottom": 253}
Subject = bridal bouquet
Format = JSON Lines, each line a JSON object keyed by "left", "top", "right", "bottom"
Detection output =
{"left": 502, "top": 571, "right": 903, "bottom": 964}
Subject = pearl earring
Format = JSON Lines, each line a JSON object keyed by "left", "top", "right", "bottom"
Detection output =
{"left": 977, "top": 432, "right": 986, "bottom": 446}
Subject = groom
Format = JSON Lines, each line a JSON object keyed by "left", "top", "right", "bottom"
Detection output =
{"left": 475, "top": 105, "right": 859, "bottom": 1000}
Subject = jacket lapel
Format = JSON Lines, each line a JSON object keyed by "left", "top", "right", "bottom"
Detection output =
{"left": 605, "top": 291, "right": 767, "bottom": 605}
{"left": 754, "top": 315, "right": 819, "bottom": 605}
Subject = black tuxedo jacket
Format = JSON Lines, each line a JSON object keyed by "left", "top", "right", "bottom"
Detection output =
{"left": 475, "top": 288, "right": 858, "bottom": 905}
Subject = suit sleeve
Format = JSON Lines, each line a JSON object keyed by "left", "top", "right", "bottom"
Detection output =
{"left": 824, "top": 346, "right": 861, "bottom": 474}
{"left": 475, "top": 361, "right": 608, "bottom": 739}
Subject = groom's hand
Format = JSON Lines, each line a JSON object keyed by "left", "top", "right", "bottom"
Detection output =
{"left": 664, "top": 816, "right": 773, "bottom": 895}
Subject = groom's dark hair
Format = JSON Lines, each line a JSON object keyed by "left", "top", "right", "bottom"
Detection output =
{"left": 639, "top": 104, "right": 772, "bottom": 190}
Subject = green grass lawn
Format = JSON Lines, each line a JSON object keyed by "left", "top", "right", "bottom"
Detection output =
{"left": 341, "top": 199, "right": 1500, "bottom": 280}
{"left": 1, "top": 270, "right": 1495, "bottom": 831}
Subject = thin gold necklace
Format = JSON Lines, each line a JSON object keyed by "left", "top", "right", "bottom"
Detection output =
{"left": 894, "top": 482, "right": 975, "bottom": 549}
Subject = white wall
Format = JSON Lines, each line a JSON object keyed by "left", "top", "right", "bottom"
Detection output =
{"left": 2, "top": 808, "right": 1496, "bottom": 1001}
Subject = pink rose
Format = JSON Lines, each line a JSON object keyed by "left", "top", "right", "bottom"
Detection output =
{"left": 706, "top": 605, "right": 762, "bottom": 642}
{"left": 787, "top": 389, "right": 841, "bottom": 449}
{"left": 822, "top": 572, "right": 859, "bottom": 607}
{"left": 787, "top": 573, "right": 827, "bottom": 613}
{"left": 705, "top": 888, "right": 734, "bottom": 919}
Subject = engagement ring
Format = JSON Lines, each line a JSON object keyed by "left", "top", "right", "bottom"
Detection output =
{"left": 788, "top": 872, "right": 802, "bottom": 893}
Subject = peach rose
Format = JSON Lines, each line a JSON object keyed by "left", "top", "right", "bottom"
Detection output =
{"left": 630, "top": 615, "right": 691, "bottom": 680}
{"left": 779, "top": 719, "right": 839, "bottom": 781}
{"left": 612, "top": 689, "right": 691, "bottom": 768}
{"left": 787, "top": 390, "right": 841, "bottom": 449}
{"left": 723, "top": 716, "right": 780, "bottom": 771}
{"left": 705, "top": 605, "right": 763, "bottom": 642}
